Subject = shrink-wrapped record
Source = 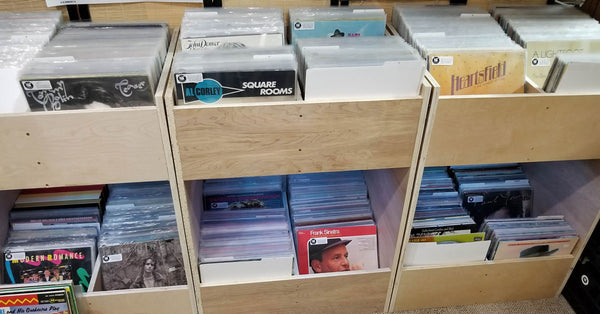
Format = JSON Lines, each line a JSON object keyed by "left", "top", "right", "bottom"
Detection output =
{"left": 173, "top": 46, "right": 298, "bottom": 105}
{"left": 180, "top": 7, "right": 284, "bottom": 50}
{"left": 18, "top": 22, "right": 169, "bottom": 111}
{"left": 289, "top": 6, "right": 386, "bottom": 44}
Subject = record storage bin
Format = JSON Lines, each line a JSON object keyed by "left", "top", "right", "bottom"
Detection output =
{"left": 388, "top": 72, "right": 600, "bottom": 311}
{"left": 163, "top": 36, "right": 435, "bottom": 311}
{"left": 0, "top": 19, "right": 195, "bottom": 313}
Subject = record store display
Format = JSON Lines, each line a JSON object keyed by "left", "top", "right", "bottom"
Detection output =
{"left": 199, "top": 176, "right": 295, "bottom": 283}
{"left": 3, "top": 186, "right": 104, "bottom": 292}
{"left": 99, "top": 181, "right": 187, "bottom": 290}
{"left": 179, "top": 7, "right": 285, "bottom": 51}
{"left": 543, "top": 52, "right": 600, "bottom": 93}
{"left": 287, "top": 171, "right": 378, "bottom": 275}
{"left": 19, "top": 22, "right": 170, "bottom": 111}
{"left": 492, "top": 5, "right": 600, "bottom": 87}
{"left": 173, "top": 46, "right": 297, "bottom": 105}
{"left": 450, "top": 163, "right": 533, "bottom": 228}
{"left": 393, "top": 4, "right": 526, "bottom": 95}
{"left": 0, "top": 11, "right": 62, "bottom": 114}
{"left": 481, "top": 216, "right": 578, "bottom": 260}
{"left": 295, "top": 36, "right": 426, "bottom": 101}
{"left": 289, "top": 6, "right": 386, "bottom": 44}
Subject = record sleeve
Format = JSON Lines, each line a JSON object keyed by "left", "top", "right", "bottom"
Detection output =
{"left": 99, "top": 238, "right": 186, "bottom": 290}
{"left": 296, "top": 224, "right": 378, "bottom": 275}
{"left": 3, "top": 241, "right": 96, "bottom": 292}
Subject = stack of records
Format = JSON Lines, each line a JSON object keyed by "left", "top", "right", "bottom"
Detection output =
{"left": 288, "top": 6, "right": 386, "bottom": 44}
{"left": 481, "top": 216, "right": 578, "bottom": 260}
{"left": 99, "top": 181, "right": 187, "bottom": 290}
{"left": 0, "top": 11, "right": 62, "bottom": 113}
{"left": 411, "top": 167, "right": 477, "bottom": 238}
{"left": 543, "top": 53, "right": 600, "bottom": 93}
{"left": 0, "top": 280, "right": 79, "bottom": 314}
{"left": 492, "top": 5, "right": 600, "bottom": 87}
{"left": 19, "top": 22, "right": 170, "bottom": 111}
{"left": 3, "top": 185, "right": 106, "bottom": 292}
{"left": 199, "top": 176, "right": 295, "bottom": 283}
{"left": 179, "top": 7, "right": 285, "bottom": 51}
{"left": 392, "top": 4, "right": 526, "bottom": 95}
{"left": 450, "top": 163, "right": 533, "bottom": 228}
{"left": 295, "top": 36, "right": 425, "bottom": 101}
{"left": 173, "top": 46, "right": 297, "bottom": 105}
{"left": 287, "top": 171, "right": 378, "bottom": 275}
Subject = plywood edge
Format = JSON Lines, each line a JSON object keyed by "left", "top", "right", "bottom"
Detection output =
{"left": 162, "top": 39, "right": 205, "bottom": 313}
{"left": 386, "top": 71, "right": 440, "bottom": 311}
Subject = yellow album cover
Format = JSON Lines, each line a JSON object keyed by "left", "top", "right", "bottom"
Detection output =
{"left": 525, "top": 39, "right": 600, "bottom": 87}
{"left": 427, "top": 48, "right": 526, "bottom": 95}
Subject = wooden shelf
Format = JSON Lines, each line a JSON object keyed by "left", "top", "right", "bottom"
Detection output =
{"left": 164, "top": 51, "right": 434, "bottom": 311}
{"left": 389, "top": 73, "right": 600, "bottom": 311}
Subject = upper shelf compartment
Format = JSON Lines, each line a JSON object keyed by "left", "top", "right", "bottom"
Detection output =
{"left": 0, "top": 28, "right": 179, "bottom": 190}
{"left": 166, "top": 77, "right": 433, "bottom": 181}
{"left": 424, "top": 75, "right": 600, "bottom": 167}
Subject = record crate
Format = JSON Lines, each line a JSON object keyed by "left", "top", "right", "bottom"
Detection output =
{"left": 0, "top": 28, "right": 196, "bottom": 314}
{"left": 163, "top": 34, "right": 436, "bottom": 312}
{"left": 387, "top": 72, "right": 600, "bottom": 311}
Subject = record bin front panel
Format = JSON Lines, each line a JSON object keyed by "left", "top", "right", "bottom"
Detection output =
{"left": 0, "top": 108, "right": 168, "bottom": 190}
{"left": 173, "top": 98, "right": 424, "bottom": 180}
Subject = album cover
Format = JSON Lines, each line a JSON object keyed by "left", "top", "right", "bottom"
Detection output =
{"left": 99, "top": 238, "right": 186, "bottom": 291}
{"left": 462, "top": 188, "right": 533, "bottom": 227}
{"left": 181, "top": 34, "right": 284, "bottom": 51}
{"left": 0, "top": 290, "right": 72, "bottom": 314}
{"left": 3, "top": 242, "right": 95, "bottom": 292}
{"left": 492, "top": 236, "right": 578, "bottom": 260}
{"left": 296, "top": 224, "right": 378, "bottom": 275}
{"left": 174, "top": 70, "right": 296, "bottom": 105}
{"left": 427, "top": 49, "right": 525, "bottom": 95}
{"left": 290, "top": 19, "right": 386, "bottom": 44}
{"left": 525, "top": 39, "right": 600, "bottom": 86}
{"left": 20, "top": 74, "right": 155, "bottom": 111}
{"left": 204, "top": 190, "right": 285, "bottom": 211}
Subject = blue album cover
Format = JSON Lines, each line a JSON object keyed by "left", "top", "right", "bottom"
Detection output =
{"left": 290, "top": 19, "right": 385, "bottom": 44}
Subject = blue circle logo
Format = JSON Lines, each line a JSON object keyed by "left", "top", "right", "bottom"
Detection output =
{"left": 194, "top": 79, "right": 223, "bottom": 103}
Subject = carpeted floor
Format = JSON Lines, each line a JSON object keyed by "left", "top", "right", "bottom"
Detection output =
{"left": 393, "top": 296, "right": 575, "bottom": 313}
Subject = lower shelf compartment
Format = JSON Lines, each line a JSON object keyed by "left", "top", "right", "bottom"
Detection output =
{"left": 392, "top": 256, "right": 573, "bottom": 311}
{"left": 78, "top": 285, "right": 192, "bottom": 314}
{"left": 200, "top": 269, "right": 390, "bottom": 314}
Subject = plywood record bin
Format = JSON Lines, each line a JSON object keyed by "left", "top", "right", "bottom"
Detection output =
{"left": 3, "top": 0, "right": 600, "bottom": 313}
{"left": 0, "top": 1, "right": 195, "bottom": 311}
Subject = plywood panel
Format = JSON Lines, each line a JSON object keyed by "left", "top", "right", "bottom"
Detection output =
{"left": 78, "top": 286, "right": 192, "bottom": 314}
{"left": 200, "top": 270, "right": 390, "bottom": 314}
{"left": 173, "top": 98, "right": 423, "bottom": 181}
{"left": 392, "top": 257, "right": 573, "bottom": 311}
{"left": 0, "top": 108, "right": 168, "bottom": 190}
{"left": 426, "top": 94, "right": 600, "bottom": 166}
{"left": 365, "top": 168, "right": 410, "bottom": 269}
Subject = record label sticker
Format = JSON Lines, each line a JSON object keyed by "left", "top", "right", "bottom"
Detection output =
{"left": 460, "top": 13, "right": 491, "bottom": 18}
{"left": 466, "top": 195, "right": 484, "bottom": 203}
{"left": 310, "top": 237, "right": 328, "bottom": 245}
{"left": 531, "top": 58, "right": 552, "bottom": 67}
{"left": 4, "top": 251, "right": 25, "bottom": 261}
{"left": 22, "top": 80, "right": 52, "bottom": 90}
{"left": 294, "top": 21, "right": 315, "bottom": 30}
{"left": 431, "top": 56, "right": 453, "bottom": 66}
{"left": 102, "top": 254, "right": 123, "bottom": 263}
